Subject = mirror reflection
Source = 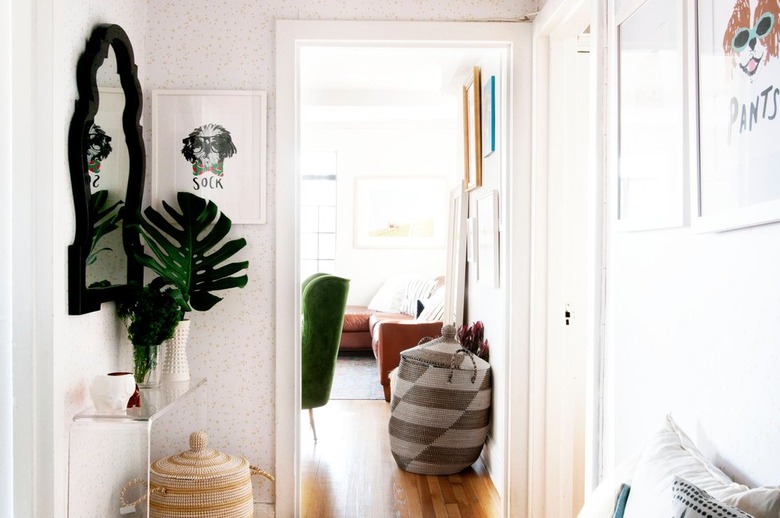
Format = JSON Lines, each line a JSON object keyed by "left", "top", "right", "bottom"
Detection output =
{"left": 68, "top": 23, "right": 145, "bottom": 315}
{"left": 86, "top": 47, "right": 129, "bottom": 287}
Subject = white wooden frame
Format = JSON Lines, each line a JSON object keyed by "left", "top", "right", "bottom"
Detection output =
{"left": 444, "top": 186, "right": 468, "bottom": 327}
{"left": 277, "top": 20, "right": 531, "bottom": 518}
{"left": 691, "top": 0, "right": 780, "bottom": 232}
{"left": 352, "top": 176, "right": 447, "bottom": 249}
{"left": 476, "top": 190, "right": 499, "bottom": 288}
{"left": 613, "top": 0, "right": 687, "bottom": 231}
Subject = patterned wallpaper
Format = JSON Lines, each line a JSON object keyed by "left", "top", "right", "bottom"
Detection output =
{"left": 61, "top": 0, "right": 537, "bottom": 512}
{"left": 145, "top": 0, "right": 537, "bottom": 505}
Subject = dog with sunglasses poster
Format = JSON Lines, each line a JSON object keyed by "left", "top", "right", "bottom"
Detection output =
{"left": 697, "top": 0, "right": 780, "bottom": 221}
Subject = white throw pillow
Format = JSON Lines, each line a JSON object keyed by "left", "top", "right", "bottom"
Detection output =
{"left": 577, "top": 456, "right": 639, "bottom": 518}
{"left": 400, "top": 278, "right": 438, "bottom": 316}
{"left": 671, "top": 477, "right": 754, "bottom": 518}
{"left": 723, "top": 487, "right": 780, "bottom": 518}
{"left": 623, "top": 415, "right": 749, "bottom": 518}
{"left": 367, "top": 274, "right": 418, "bottom": 314}
{"left": 417, "top": 287, "right": 445, "bottom": 322}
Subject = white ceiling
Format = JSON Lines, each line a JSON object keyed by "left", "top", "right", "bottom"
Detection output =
{"left": 299, "top": 45, "right": 491, "bottom": 121}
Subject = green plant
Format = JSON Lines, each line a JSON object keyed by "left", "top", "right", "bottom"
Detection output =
{"left": 129, "top": 192, "right": 249, "bottom": 312}
{"left": 117, "top": 283, "right": 183, "bottom": 347}
{"left": 86, "top": 190, "right": 124, "bottom": 266}
{"left": 457, "top": 321, "right": 489, "bottom": 362}
{"left": 117, "top": 283, "right": 184, "bottom": 384}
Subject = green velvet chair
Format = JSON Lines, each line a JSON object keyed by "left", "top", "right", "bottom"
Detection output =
{"left": 301, "top": 273, "right": 350, "bottom": 441}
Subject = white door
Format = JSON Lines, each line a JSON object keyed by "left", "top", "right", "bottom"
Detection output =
{"left": 530, "top": 0, "right": 604, "bottom": 516}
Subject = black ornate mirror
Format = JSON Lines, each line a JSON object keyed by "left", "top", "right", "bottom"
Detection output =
{"left": 68, "top": 24, "right": 144, "bottom": 315}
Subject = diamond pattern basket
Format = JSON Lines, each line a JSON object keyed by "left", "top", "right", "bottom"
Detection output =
{"left": 389, "top": 324, "right": 492, "bottom": 475}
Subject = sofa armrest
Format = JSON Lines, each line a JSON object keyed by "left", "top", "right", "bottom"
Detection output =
{"left": 372, "top": 320, "right": 443, "bottom": 401}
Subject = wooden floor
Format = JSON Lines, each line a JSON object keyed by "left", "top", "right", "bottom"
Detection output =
{"left": 301, "top": 400, "right": 501, "bottom": 518}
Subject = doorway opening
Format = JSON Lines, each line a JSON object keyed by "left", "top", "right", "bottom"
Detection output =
{"left": 276, "top": 20, "right": 532, "bottom": 517}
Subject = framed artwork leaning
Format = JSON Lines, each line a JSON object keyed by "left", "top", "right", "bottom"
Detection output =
{"left": 463, "top": 66, "right": 482, "bottom": 191}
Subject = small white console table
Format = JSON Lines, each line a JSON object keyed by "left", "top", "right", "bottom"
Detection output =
{"left": 68, "top": 378, "right": 208, "bottom": 517}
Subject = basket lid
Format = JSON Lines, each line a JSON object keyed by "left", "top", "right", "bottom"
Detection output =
{"left": 151, "top": 431, "right": 249, "bottom": 482}
{"left": 401, "top": 324, "right": 490, "bottom": 371}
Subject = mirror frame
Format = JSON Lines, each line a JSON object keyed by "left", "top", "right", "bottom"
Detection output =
{"left": 68, "top": 24, "right": 145, "bottom": 315}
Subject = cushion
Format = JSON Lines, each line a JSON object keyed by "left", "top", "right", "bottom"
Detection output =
{"left": 623, "top": 415, "right": 749, "bottom": 518}
{"left": 400, "top": 278, "right": 438, "bottom": 316}
{"left": 577, "top": 456, "right": 638, "bottom": 518}
{"left": 671, "top": 477, "right": 753, "bottom": 518}
{"left": 342, "top": 306, "right": 373, "bottom": 333}
{"left": 368, "top": 274, "right": 417, "bottom": 313}
{"left": 417, "top": 287, "right": 445, "bottom": 322}
{"left": 613, "top": 484, "right": 630, "bottom": 518}
{"left": 723, "top": 487, "right": 780, "bottom": 518}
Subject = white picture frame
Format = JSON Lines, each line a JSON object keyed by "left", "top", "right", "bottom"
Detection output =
{"left": 692, "top": 0, "right": 780, "bottom": 232}
{"left": 476, "top": 190, "right": 499, "bottom": 288}
{"left": 152, "top": 90, "right": 267, "bottom": 224}
{"left": 467, "top": 216, "right": 478, "bottom": 265}
{"left": 353, "top": 176, "right": 447, "bottom": 248}
{"left": 614, "top": 0, "right": 686, "bottom": 231}
{"left": 444, "top": 186, "right": 468, "bottom": 328}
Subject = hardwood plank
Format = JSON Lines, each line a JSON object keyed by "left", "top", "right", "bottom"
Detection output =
{"left": 446, "top": 503, "right": 463, "bottom": 518}
{"left": 427, "top": 476, "right": 449, "bottom": 518}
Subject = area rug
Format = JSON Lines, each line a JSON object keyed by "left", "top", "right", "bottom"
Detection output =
{"left": 329, "top": 355, "right": 385, "bottom": 400}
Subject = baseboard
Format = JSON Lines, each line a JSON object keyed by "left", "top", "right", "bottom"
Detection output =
{"left": 254, "top": 503, "right": 275, "bottom": 517}
{"left": 480, "top": 432, "right": 505, "bottom": 500}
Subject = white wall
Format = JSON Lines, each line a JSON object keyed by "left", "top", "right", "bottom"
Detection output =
{"left": 606, "top": 224, "right": 780, "bottom": 486}
{"left": 463, "top": 49, "right": 510, "bottom": 500}
{"left": 304, "top": 118, "right": 456, "bottom": 304}
{"left": 144, "top": 0, "right": 537, "bottom": 509}
{"left": 604, "top": 0, "right": 780, "bottom": 486}
{"left": 27, "top": 1, "right": 539, "bottom": 515}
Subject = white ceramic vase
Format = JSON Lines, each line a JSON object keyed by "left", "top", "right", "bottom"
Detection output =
{"left": 90, "top": 373, "right": 136, "bottom": 414}
{"left": 162, "top": 319, "right": 191, "bottom": 382}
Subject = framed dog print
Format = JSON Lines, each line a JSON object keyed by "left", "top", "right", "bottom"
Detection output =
{"left": 152, "top": 90, "right": 267, "bottom": 224}
{"left": 694, "top": 0, "right": 780, "bottom": 231}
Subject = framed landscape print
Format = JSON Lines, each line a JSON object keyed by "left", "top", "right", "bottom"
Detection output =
{"left": 353, "top": 176, "right": 447, "bottom": 248}
{"left": 694, "top": 0, "right": 780, "bottom": 231}
{"left": 152, "top": 90, "right": 267, "bottom": 224}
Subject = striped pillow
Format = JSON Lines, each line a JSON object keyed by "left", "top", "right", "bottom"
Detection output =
{"left": 417, "top": 288, "right": 445, "bottom": 321}
{"left": 400, "top": 278, "right": 438, "bottom": 316}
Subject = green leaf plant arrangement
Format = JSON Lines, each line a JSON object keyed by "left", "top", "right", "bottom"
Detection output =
{"left": 117, "top": 191, "right": 249, "bottom": 386}
{"left": 117, "top": 283, "right": 183, "bottom": 386}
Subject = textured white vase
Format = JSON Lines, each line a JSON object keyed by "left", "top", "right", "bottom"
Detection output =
{"left": 161, "top": 319, "right": 191, "bottom": 382}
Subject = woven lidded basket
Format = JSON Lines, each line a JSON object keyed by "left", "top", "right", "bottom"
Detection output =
{"left": 148, "top": 431, "right": 273, "bottom": 518}
{"left": 389, "top": 324, "right": 491, "bottom": 475}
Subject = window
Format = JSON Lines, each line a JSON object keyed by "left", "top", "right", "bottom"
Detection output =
{"left": 300, "top": 151, "right": 337, "bottom": 280}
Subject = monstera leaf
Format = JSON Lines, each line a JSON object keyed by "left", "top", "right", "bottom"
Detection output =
{"left": 130, "top": 192, "right": 248, "bottom": 312}
{"left": 87, "top": 190, "right": 124, "bottom": 266}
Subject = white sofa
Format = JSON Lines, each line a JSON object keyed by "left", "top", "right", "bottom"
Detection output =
{"left": 578, "top": 415, "right": 780, "bottom": 518}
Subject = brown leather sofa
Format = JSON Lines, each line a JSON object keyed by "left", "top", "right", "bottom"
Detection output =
{"left": 340, "top": 305, "right": 443, "bottom": 401}
{"left": 370, "top": 317, "right": 442, "bottom": 401}
{"left": 340, "top": 275, "right": 445, "bottom": 401}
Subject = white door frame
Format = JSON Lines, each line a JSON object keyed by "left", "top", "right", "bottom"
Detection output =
{"left": 528, "top": 0, "right": 607, "bottom": 515}
{"left": 276, "top": 20, "right": 532, "bottom": 517}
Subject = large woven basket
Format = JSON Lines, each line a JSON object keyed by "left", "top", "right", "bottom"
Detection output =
{"left": 147, "top": 431, "right": 273, "bottom": 518}
{"left": 389, "top": 324, "right": 491, "bottom": 475}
